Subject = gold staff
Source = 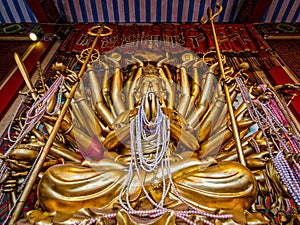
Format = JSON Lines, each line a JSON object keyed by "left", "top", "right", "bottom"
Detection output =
{"left": 7, "top": 25, "right": 113, "bottom": 225}
{"left": 202, "top": 3, "right": 246, "bottom": 166}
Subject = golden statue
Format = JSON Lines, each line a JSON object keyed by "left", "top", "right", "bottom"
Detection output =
{"left": 1, "top": 6, "right": 300, "bottom": 225}
{"left": 33, "top": 55, "right": 259, "bottom": 225}
{"left": 2, "top": 44, "right": 269, "bottom": 225}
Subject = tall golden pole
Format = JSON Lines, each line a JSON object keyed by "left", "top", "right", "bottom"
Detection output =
{"left": 203, "top": 3, "right": 246, "bottom": 166}
{"left": 7, "top": 25, "right": 112, "bottom": 225}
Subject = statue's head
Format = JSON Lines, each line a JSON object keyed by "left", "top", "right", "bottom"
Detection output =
{"left": 134, "top": 64, "right": 166, "bottom": 103}
{"left": 133, "top": 64, "right": 167, "bottom": 120}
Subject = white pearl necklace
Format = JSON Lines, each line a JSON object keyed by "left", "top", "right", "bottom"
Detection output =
{"left": 116, "top": 95, "right": 232, "bottom": 224}
{"left": 119, "top": 95, "right": 170, "bottom": 211}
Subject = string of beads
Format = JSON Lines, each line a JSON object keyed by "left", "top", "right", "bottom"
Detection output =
{"left": 236, "top": 76, "right": 300, "bottom": 206}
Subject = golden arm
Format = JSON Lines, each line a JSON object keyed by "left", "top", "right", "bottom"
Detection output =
{"left": 104, "top": 55, "right": 126, "bottom": 115}
{"left": 87, "top": 64, "right": 115, "bottom": 129}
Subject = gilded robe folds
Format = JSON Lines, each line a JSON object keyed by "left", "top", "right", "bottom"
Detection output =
{"left": 38, "top": 151, "right": 257, "bottom": 221}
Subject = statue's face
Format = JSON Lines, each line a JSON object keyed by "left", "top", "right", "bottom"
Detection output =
{"left": 138, "top": 75, "right": 162, "bottom": 99}
{"left": 136, "top": 75, "right": 163, "bottom": 120}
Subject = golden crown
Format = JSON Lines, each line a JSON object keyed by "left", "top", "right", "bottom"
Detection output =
{"left": 142, "top": 64, "right": 160, "bottom": 77}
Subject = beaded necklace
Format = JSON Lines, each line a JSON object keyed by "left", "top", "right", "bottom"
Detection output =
{"left": 236, "top": 77, "right": 300, "bottom": 207}
{"left": 118, "top": 95, "right": 170, "bottom": 211}
{"left": 114, "top": 95, "right": 232, "bottom": 225}
{"left": 1, "top": 75, "right": 65, "bottom": 225}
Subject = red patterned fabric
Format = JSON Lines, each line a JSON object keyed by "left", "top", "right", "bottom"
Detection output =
{"left": 0, "top": 41, "right": 32, "bottom": 83}
{"left": 268, "top": 40, "right": 300, "bottom": 79}
{"left": 60, "top": 23, "right": 269, "bottom": 55}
